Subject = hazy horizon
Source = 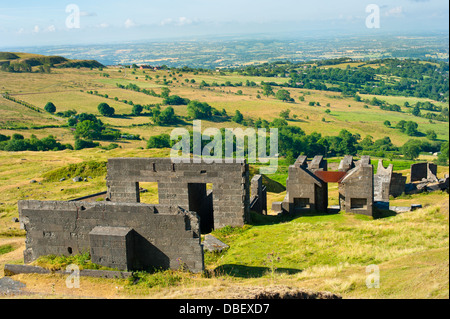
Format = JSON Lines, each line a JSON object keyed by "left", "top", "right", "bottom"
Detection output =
{"left": 0, "top": 0, "right": 448, "bottom": 49}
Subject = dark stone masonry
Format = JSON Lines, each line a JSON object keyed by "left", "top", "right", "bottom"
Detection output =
{"left": 106, "top": 158, "right": 250, "bottom": 231}
{"left": 272, "top": 155, "right": 374, "bottom": 217}
{"left": 19, "top": 158, "right": 251, "bottom": 273}
{"left": 17, "top": 156, "right": 447, "bottom": 274}
{"left": 19, "top": 201, "right": 204, "bottom": 273}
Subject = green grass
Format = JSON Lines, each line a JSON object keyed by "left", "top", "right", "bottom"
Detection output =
{"left": 126, "top": 270, "right": 189, "bottom": 293}
{"left": 32, "top": 252, "right": 119, "bottom": 271}
{"left": 0, "top": 244, "right": 14, "bottom": 255}
{"left": 0, "top": 62, "right": 448, "bottom": 299}
{"left": 207, "top": 204, "right": 449, "bottom": 282}
{"left": 1, "top": 64, "right": 448, "bottom": 149}
{"left": 42, "top": 160, "right": 107, "bottom": 182}
{"left": 96, "top": 78, "right": 167, "bottom": 89}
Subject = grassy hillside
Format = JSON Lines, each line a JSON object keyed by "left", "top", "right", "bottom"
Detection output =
{"left": 0, "top": 54, "right": 448, "bottom": 299}
{"left": 0, "top": 146, "right": 448, "bottom": 298}
{"left": 0, "top": 164, "right": 447, "bottom": 299}
{"left": 1, "top": 56, "right": 448, "bottom": 153}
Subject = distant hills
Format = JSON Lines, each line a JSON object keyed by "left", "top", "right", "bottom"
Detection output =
{"left": 0, "top": 52, "right": 104, "bottom": 72}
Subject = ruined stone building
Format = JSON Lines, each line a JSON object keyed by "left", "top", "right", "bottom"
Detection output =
{"left": 106, "top": 158, "right": 251, "bottom": 232}
{"left": 374, "top": 160, "right": 407, "bottom": 204}
{"left": 19, "top": 158, "right": 255, "bottom": 273}
{"left": 338, "top": 156, "right": 374, "bottom": 216}
{"left": 272, "top": 155, "right": 374, "bottom": 217}
{"left": 272, "top": 156, "right": 328, "bottom": 214}
{"left": 410, "top": 162, "right": 438, "bottom": 183}
{"left": 19, "top": 201, "right": 204, "bottom": 273}
{"left": 20, "top": 155, "right": 440, "bottom": 274}
{"left": 250, "top": 175, "right": 267, "bottom": 215}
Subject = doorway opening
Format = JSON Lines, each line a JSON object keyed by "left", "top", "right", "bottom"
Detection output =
{"left": 188, "top": 183, "right": 214, "bottom": 234}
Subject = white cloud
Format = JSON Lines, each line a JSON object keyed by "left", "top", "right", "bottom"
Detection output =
{"left": 384, "top": 6, "right": 404, "bottom": 17}
{"left": 124, "top": 18, "right": 137, "bottom": 28}
{"left": 99, "top": 23, "right": 110, "bottom": 28}
{"left": 160, "top": 18, "right": 174, "bottom": 26}
{"left": 160, "top": 17, "right": 195, "bottom": 27}
{"left": 177, "top": 17, "right": 193, "bottom": 26}
{"left": 32, "top": 25, "right": 39, "bottom": 33}
{"left": 46, "top": 25, "right": 56, "bottom": 32}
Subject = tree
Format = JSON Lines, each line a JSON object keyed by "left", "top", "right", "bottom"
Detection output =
{"left": 232, "top": 110, "right": 244, "bottom": 124}
{"left": 163, "top": 95, "right": 190, "bottom": 105}
{"left": 279, "top": 109, "right": 291, "bottom": 119}
{"left": 0, "top": 134, "right": 9, "bottom": 142}
{"left": 97, "top": 103, "right": 115, "bottom": 117}
{"left": 160, "top": 87, "right": 171, "bottom": 99}
{"left": 187, "top": 101, "right": 212, "bottom": 119}
{"left": 402, "top": 139, "right": 422, "bottom": 160}
{"left": 412, "top": 105, "right": 421, "bottom": 117}
{"left": 396, "top": 120, "right": 407, "bottom": 132}
{"left": 404, "top": 121, "right": 419, "bottom": 136}
{"left": 262, "top": 83, "right": 274, "bottom": 97}
{"left": 12, "top": 133, "right": 24, "bottom": 140}
{"left": 337, "top": 129, "right": 359, "bottom": 156}
{"left": 147, "top": 134, "right": 171, "bottom": 149}
{"left": 44, "top": 102, "right": 56, "bottom": 113}
{"left": 384, "top": 120, "right": 391, "bottom": 127}
{"left": 157, "top": 107, "right": 176, "bottom": 125}
{"left": 275, "top": 89, "right": 293, "bottom": 102}
{"left": 132, "top": 104, "right": 143, "bottom": 116}
{"left": 75, "top": 120, "right": 103, "bottom": 140}
{"left": 426, "top": 130, "right": 437, "bottom": 140}
{"left": 437, "top": 141, "right": 449, "bottom": 165}
{"left": 74, "top": 139, "right": 99, "bottom": 150}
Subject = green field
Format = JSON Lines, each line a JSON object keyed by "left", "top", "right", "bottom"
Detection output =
{"left": 0, "top": 55, "right": 448, "bottom": 299}
{"left": 1, "top": 62, "right": 448, "bottom": 151}
{"left": 0, "top": 147, "right": 448, "bottom": 298}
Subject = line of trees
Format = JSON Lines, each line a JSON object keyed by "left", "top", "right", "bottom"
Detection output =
{"left": 228, "top": 58, "right": 449, "bottom": 102}
{"left": 2, "top": 93, "right": 42, "bottom": 113}
{"left": 0, "top": 133, "right": 72, "bottom": 152}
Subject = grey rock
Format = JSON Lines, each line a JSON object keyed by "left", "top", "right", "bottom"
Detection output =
{"left": 203, "top": 234, "right": 229, "bottom": 253}
{"left": 73, "top": 176, "right": 82, "bottom": 182}
{"left": 0, "top": 277, "right": 26, "bottom": 295}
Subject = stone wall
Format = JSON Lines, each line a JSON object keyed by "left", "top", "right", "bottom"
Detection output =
{"left": 106, "top": 158, "right": 250, "bottom": 229}
{"left": 18, "top": 200, "right": 204, "bottom": 273}
{"left": 390, "top": 173, "right": 407, "bottom": 197}
{"left": 250, "top": 175, "right": 267, "bottom": 215}
{"left": 339, "top": 156, "right": 374, "bottom": 216}
{"left": 411, "top": 162, "right": 438, "bottom": 183}
{"left": 272, "top": 155, "right": 328, "bottom": 214}
{"left": 374, "top": 160, "right": 393, "bottom": 203}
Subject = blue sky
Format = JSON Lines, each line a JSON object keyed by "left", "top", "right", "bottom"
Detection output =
{"left": 0, "top": 0, "right": 448, "bottom": 48}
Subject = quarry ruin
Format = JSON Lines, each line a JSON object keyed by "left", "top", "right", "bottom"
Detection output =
{"left": 17, "top": 156, "right": 448, "bottom": 274}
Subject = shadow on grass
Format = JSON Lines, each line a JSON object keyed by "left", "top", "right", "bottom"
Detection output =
{"left": 287, "top": 118, "right": 309, "bottom": 124}
{"left": 213, "top": 264, "right": 302, "bottom": 278}
{"left": 249, "top": 209, "right": 341, "bottom": 226}
{"left": 373, "top": 208, "right": 398, "bottom": 220}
